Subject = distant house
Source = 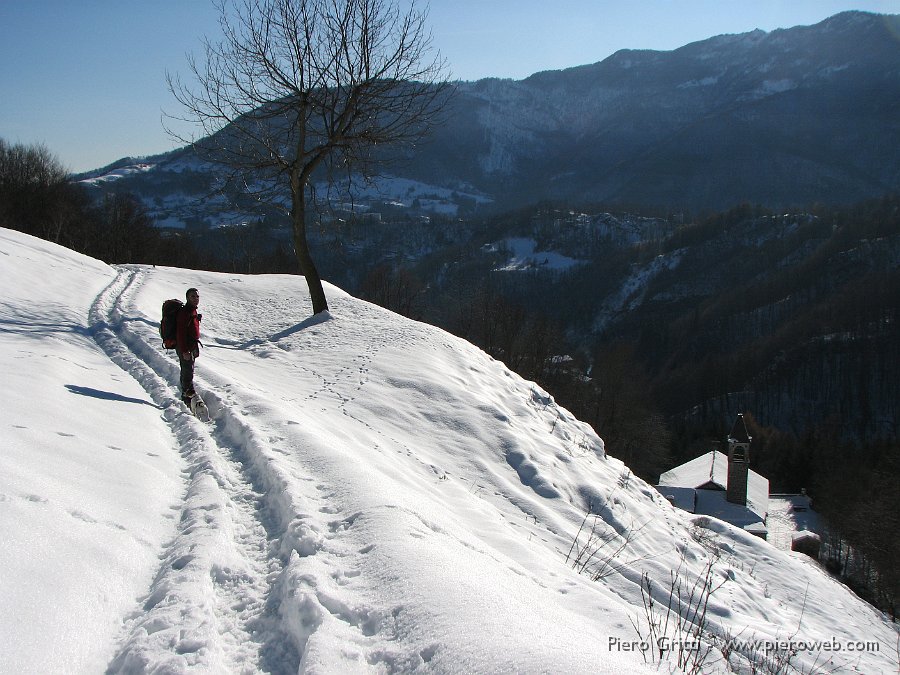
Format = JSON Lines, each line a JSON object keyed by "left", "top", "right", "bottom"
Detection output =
{"left": 656, "top": 414, "right": 769, "bottom": 539}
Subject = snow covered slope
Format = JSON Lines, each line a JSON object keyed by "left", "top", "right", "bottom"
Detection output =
{"left": 0, "top": 227, "right": 896, "bottom": 674}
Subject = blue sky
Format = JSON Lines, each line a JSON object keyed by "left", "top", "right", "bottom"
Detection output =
{"left": 2, "top": 0, "right": 898, "bottom": 173}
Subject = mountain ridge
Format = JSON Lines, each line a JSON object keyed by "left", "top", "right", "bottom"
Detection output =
{"left": 78, "top": 11, "right": 900, "bottom": 220}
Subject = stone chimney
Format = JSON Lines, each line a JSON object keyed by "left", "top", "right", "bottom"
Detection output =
{"left": 726, "top": 414, "right": 751, "bottom": 506}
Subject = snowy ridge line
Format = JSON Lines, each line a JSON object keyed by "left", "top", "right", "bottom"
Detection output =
{"left": 88, "top": 267, "right": 303, "bottom": 673}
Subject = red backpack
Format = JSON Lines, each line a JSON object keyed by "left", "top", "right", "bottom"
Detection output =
{"left": 160, "top": 299, "right": 184, "bottom": 349}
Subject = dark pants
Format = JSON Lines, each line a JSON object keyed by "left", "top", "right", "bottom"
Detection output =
{"left": 179, "top": 353, "right": 195, "bottom": 398}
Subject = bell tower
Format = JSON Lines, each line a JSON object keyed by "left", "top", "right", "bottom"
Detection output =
{"left": 726, "top": 414, "right": 751, "bottom": 506}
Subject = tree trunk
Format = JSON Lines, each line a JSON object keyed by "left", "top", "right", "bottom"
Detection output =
{"left": 291, "top": 190, "right": 329, "bottom": 315}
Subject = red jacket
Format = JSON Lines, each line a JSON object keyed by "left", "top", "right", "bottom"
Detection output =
{"left": 176, "top": 306, "right": 201, "bottom": 356}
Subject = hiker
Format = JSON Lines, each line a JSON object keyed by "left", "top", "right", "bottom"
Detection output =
{"left": 176, "top": 287, "right": 202, "bottom": 405}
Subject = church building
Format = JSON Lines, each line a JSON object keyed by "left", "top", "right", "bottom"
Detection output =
{"left": 655, "top": 414, "right": 769, "bottom": 539}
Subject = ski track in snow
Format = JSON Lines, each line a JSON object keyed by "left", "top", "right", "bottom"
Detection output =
{"left": 89, "top": 266, "right": 418, "bottom": 672}
{"left": 90, "top": 267, "right": 302, "bottom": 673}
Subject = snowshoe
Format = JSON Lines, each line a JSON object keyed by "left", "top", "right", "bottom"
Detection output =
{"left": 184, "top": 390, "right": 211, "bottom": 422}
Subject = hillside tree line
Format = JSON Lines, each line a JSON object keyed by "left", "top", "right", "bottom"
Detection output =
{"left": 0, "top": 139, "right": 198, "bottom": 267}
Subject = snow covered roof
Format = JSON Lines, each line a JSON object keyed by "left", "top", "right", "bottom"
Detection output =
{"left": 658, "top": 450, "right": 769, "bottom": 520}
{"left": 656, "top": 485, "right": 696, "bottom": 512}
{"left": 694, "top": 490, "right": 767, "bottom": 531}
{"left": 792, "top": 530, "right": 821, "bottom": 543}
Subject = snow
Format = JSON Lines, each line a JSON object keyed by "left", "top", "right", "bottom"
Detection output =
{"left": 0, "top": 226, "right": 897, "bottom": 674}
{"left": 766, "top": 495, "right": 823, "bottom": 552}
{"left": 593, "top": 251, "right": 683, "bottom": 334}
{"left": 79, "top": 156, "right": 491, "bottom": 228}
{"left": 754, "top": 79, "right": 797, "bottom": 95}
{"left": 77, "top": 163, "right": 156, "bottom": 186}
{"left": 678, "top": 76, "right": 721, "bottom": 89}
{"left": 492, "top": 237, "right": 583, "bottom": 272}
{"left": 275, "top": 174, "right": 498, "bottom": 219}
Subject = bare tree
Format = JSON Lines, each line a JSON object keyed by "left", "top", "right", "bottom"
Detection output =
{"left": 0, "top": 139, "right": 70, "bottom": 236}
{"left": 167, "top": 0, "right": 450, "bottom": 314}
